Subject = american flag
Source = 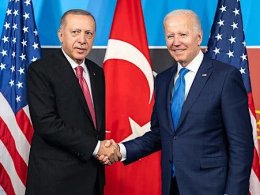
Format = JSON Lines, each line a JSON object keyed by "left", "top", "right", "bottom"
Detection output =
{"left": 0, "top": 0, "right": 41, "bottom": 194}
{"left": 205, "top": 0, "right": 260, "bottom": 194}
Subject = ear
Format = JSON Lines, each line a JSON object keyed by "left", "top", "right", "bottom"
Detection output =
{"left": 57, "top": 29, "right": 63, "bottom": 43}
{"left": 197, "top": 32, "right": 203, "bottom": 46}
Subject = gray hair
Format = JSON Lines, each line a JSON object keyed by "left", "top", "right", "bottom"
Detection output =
{"left": 163, "top": 9, "right": 202, "bottom": 33}
{"left": 59, "top": 9, "right": 96, "bottom": 30}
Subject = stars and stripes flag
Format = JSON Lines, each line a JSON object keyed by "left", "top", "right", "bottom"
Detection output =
{"left": 205, "top": 0, "right": 260, "bottom": 194}
{"left": 0, "top": 0, "right": 41, "bottom": 194}
{"left": 103, "top": 0, "right": 161, "bottom": 194}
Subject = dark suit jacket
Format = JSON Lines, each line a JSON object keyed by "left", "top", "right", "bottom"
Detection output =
{"left": 26, "top": 50, "right": 105, "bottom": 195}
{"left": 124, "top": 56, "right": 254, "bottom": 195}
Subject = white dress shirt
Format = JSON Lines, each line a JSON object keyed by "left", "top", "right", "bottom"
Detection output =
{"left": 175, "top": 50, "right": 203, "bottom": 100}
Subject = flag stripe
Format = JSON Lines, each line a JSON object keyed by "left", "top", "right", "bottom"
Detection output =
{"left": 248, "top": 90, "right": 260, "bottom": 195}
{"left": 16, "top": 109, "right": 33, "bottom": 144}
{"left": 0, "top": 141, "right": 25, "bottom": 195}
{"left": 249, "top": 163, "right": 260, "bottom": 195}
{"left": 0, "top": 116, "right": 28, "bottom": 185}
{"left": 249, "top": 109, "right": 260, "bottom": 183}
{"left": 0, "top": 164, "right": 14, "bottom": 195}
{"left": 0, "top": 93, "right": 30, "bottom": 164}
{"left": 248, "top": 93, "right": 257, "bottom": 118}
{"left": 23, "top": 105, "right": 32, "bottom": 124}
{"left": 252, "top": 148, "right": 260, "bottom": 179}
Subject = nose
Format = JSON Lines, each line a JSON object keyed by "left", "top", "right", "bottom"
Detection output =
{"left": 78, "top": 32, "right": 86, "bottom": 44}
{"left": 172, "top": 36, "right": 181, "bottom": 46}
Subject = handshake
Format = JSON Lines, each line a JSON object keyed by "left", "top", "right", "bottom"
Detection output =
{"left": 96, "top": 139, "right": 122, "bottom": 165}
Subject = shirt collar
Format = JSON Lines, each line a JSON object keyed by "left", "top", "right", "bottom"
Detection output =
{"left": 61, "top": 48, "right": 86, "bottom": 71}
{"left": 177, "top": 50, "right": 204, "bottom": 74}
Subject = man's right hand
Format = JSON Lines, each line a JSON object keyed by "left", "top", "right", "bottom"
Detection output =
{"left": 96, "top": 139, "right": 122, "bottom": 165}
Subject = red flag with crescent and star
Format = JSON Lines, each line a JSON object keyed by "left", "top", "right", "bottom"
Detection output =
{"left": 103, "top": 0, "right": 161, "bottom": 194}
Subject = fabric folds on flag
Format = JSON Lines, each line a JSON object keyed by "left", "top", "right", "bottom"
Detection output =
{"left": 0, "top": 0, "right": 41, "bottom": 194}
{"left": 103, "top": 0, "right": 161, "bottom": 194}
{"left": 205, "top": 0, "right": 260, "bottom": 194}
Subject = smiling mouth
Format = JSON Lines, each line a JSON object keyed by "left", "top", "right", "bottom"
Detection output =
{"left": 173, "top": 49, "right": 185, "bottom": 53}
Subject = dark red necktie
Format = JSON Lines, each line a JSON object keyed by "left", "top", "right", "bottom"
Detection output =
{"left": 75, "top": 66, "right": 96, "bottom": 128}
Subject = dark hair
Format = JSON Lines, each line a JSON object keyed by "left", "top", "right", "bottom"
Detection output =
{"left": 59, "top": 9, "right": 96, "bottom": 30}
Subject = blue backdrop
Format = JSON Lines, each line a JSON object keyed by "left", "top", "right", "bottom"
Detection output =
{"left": 0, "top": 0, "right": 259, "bottom": 47}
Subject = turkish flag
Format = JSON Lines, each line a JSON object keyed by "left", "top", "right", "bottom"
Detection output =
{"left": 103, "top": 0, "right": 161, "bottom": 194}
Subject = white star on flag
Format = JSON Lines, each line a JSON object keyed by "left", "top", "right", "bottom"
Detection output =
{"left": 121, "top": 118, "right": 151, "bottom": 142}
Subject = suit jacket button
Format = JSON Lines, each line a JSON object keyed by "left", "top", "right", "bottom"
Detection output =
{"left": 173, "top": 136, "right": 177, "bottom": 140}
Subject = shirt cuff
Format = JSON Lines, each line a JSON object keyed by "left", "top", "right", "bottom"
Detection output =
{"left": 92, "top": 140, "right": 100, "bottom": 156}
{"left": 118, "top": 143, "right": 127, "bottom": 161}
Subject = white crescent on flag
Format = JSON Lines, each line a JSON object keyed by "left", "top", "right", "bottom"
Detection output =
{"left": 104, "top": 39, "right": 154, "bottom": 103}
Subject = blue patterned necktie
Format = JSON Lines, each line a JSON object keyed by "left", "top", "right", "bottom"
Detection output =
{"left": 171, "top": 68, "right": 189, "bottom": 130}
{"left": 171, "top": 67, "right": 189, "bottom": 177}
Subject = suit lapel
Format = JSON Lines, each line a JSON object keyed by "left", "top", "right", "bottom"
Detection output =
{"left": 177, "top": 57, "right": 213, "bottom": 129}
{"left": 57, "top": 51, "right": 94, "bottom": 126}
